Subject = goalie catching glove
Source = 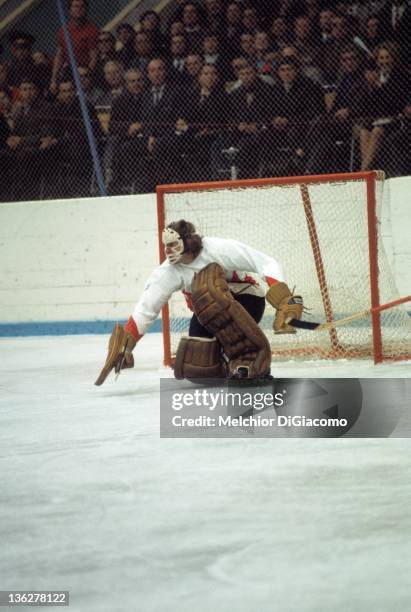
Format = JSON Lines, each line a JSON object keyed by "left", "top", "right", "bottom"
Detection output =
{"left": 94, "top": 323, "right": 139, "bottom": 386}
{"left": 266, "top": 282, "right": 303, "bottom": 333}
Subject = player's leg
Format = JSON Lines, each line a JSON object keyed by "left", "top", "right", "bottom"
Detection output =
{"left": 361, "top": 126, "right": 384, "bottom": 171}
{"left": 189, "top": 293, "right": 265, "bottom": 337}
{"left": 191, "top": 263, "right": 271, "bottom": 379}
{"left": 188, "top": 314, "right": 214, "bottom": 338}
{"left": 233, "top": 294, "right": 265, "bottom": 324}
{"left": 174, "top": 309, "right": 225, "bottom": 379}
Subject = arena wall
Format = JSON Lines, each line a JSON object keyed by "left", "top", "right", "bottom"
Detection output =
{"left": 0, "top": 177, "right": 410, "bottom": 335}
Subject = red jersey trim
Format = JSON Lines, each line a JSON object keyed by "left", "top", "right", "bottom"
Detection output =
{"left": 125, "top": 316, "right": 142, "bottom": 341}
{"left": 182, "top": 290, "right": 194, "bottom": 311}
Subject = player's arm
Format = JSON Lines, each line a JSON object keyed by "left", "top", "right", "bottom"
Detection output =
{"left": 95, "top": 266, "right": 181, "bottom": 385}
{"left": 208, "top": 238, "right": 284, "bottom": 283}
{"left": 213, "top": 238, "right": 304, "bottom": 333}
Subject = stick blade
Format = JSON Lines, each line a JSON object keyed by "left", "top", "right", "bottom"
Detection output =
{"left": 288, "top": 318, "right": 320, "bottom": 330}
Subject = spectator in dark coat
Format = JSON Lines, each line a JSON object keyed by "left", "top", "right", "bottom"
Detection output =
{"left": 181, "top": 3, "right": 205, "bottom": 53}
{"left": 110, "top": 69, "right": 145, "bottom": 140}
{"left": 229, "top": 61, "right": 272, "bottom": 128}
{"left": 168, "top": 63, "right": 228, "bottom": 181}
{"left": 262, "top": 57, "right": 325, "bottom": 174}
{"left": 281, "top": 44, "right": 324, "bottom": 84}
{"left": 78, "top": 65, "right": 104, "bottom": 105}
{"left": 168, "top": 34, "right": 189, "bottom": 83}
{"left": 317, "top": 6, "right": 335, "bottom": 45}
{"left": 222, "top": 2, "right": 243, "bottom": 60}
{"left": 359, "top": 16, "right": 385, "bottom": 55}
{"left": 377, "top": 0, "right": 411, "bottom": 65}
{"left": 109, "top": 68, "right": 145, "bottom": 191}
{"left": 204, "top": 0, "right": 225, "bottom": 36}
{"left": 130, "top": 32, "right": 155, "bottom": 74}
{"left": 241, "top": 6, "right": 260, "bottom": 36}
{"left": 7, "top": 31, "right": 49, "bottom": 94}
{"left": 0, "top": 78, "right": 55, "bottom": 199}
{"left": 225, "top": 62, "right": 272, "bottom": 177}
{"left": 376, "top": 0, "right": 411, "bottom": 43}
{"left": 184, "top": 54, "right": 204, "bottom": 92}
{"left": 97, "top": 60, "right": 125, "bottom": 108}
{"left": 115, "top": 23, "right": 137, "bottom": 68}
{"left": 291, "top": 14, "right": 318, "bottom": 64}
{"left": 93, "top": 31, "right": 117, "bottom": 89}
{"left": 377, "top": 0, "right": 411, "bottom": 70}
{"left": 139, "top": 11, "right": 166, "bottom": 56}
{"left": 270, "top": 16, "right": 289, "bottom": 52}
{"left": 9, "top": 79, "right": 54, "bottom": 147}
{"left": 0, "top": 88, "right": 13, "bottom": 150}
{"left": 354, "top": 43, "right": 411, "bottom": 170}
{"left": 141, "top": 58, "right": 183, "bottom": 138}
{"left": 51, "top": 78, "right": 102, "bottom": 196}
{"left": 201, "top": 33, "right": 229, "bottom": 80}
{"left": 0, "top": 88, "right": 13, "bottom": 199}
{"left": 239, "top": 32, "right": 256, "bottom": 65}
{"left": 254, "top": 31, "right": 276, "bottom": 82}
{"left": 141, "top": 58, "right": 186, "bottom": 186}
{"left": 305, "top": 45, "right": 363, "bottom": 173}
{"left": 320, "top": 13, "right": 354, "bottom": 84}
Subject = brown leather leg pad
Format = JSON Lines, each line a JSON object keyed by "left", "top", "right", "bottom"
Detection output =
{"left": 174, "top": 336, "right": 226, "bottom": 380}
{"left": 191, "top": 263, "right": 271, "bottom": 378}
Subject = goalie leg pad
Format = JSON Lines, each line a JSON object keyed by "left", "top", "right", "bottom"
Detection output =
{"left": 191, "top": 263, "right": 271, "bottom": 379}
{"left": 174, "top": 336, "right": 226, "bottom": 380}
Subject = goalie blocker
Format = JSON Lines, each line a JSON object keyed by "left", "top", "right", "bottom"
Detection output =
{"left": 95, "top": 220, "right": 303, "bottom": 385}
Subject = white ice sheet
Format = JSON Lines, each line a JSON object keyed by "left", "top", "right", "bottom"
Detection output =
{"left": 1, "top": 334, "right": 410, "bottom": 612}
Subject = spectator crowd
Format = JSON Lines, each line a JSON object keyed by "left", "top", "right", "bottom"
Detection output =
{"left": 1, "top": 0, "right": 411, "bottom": 201}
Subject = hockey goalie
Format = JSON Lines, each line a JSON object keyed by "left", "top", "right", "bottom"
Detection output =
{"left": 95, "top": 219, "right": 303, "bottom": 385}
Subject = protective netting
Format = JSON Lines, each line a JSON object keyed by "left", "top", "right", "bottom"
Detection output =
{"left": 1, "top": 0, "right": 411, "bottom": 202}
{"left": 159, "top": 173, "right": 411, "bottom": 363}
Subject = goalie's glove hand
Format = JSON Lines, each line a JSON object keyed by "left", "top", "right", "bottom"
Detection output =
{"left": 95, "top": 324, "right": 137, "bottom": 386}
{"left": 266, "top": 282, "right": 303, "bottom": 334}
{"left": 113, "top": 328, "right": 136, "bottom": 372}
{"left": 115, "top": 344, "right": 134, "bottom": 371}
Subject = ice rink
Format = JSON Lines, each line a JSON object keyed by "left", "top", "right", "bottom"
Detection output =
{"left": 1, "top": 332, "right": 411, "bottom": 612}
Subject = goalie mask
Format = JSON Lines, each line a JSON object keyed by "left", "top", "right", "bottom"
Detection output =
{"left": 162, "top": 227, "right": 185, "bottom": 264}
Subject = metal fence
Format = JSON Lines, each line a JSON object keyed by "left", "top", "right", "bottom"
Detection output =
{"left": 1, "top": 0, "right": 411, "bottom": 202}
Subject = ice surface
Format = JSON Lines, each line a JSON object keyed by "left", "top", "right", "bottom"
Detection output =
{"left": 1, "top": 333, "right": 411, "bottom": 612}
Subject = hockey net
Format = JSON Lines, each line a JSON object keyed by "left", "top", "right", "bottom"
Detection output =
{"left": 157, "top": 171, "right": 411, "bottom": 365}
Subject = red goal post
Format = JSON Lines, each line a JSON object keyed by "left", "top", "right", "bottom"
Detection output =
{"left": 156, "top": 171, "right": 411, "bottom": 366}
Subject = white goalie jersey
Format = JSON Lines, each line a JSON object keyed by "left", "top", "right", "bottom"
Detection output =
{"left": 132, "top": 237, "right": 285, "bottom": 335}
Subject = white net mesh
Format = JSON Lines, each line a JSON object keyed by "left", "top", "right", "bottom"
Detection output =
{"left": 159, "top": 174, "right": 411, "bottom": 363}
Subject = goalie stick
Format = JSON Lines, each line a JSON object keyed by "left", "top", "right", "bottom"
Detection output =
{"left": 288, "top": 295, "right": 411, "bottom": 331}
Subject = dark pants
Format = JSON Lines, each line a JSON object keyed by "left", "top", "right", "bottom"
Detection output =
{"left": 305, "top": 116, "right": 353, "bottom": 174}
{"left": 382, "top": 121, "right": 411, "bottom": 177}
{"left": 189, "top": 293, "right": 266, "bottom": 338}
{"left": 0, "top": 147, "right": 55, "bottom": 200}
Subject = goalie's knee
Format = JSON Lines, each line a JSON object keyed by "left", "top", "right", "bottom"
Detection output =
{"left": 174, "top": 336, "right": 226, "bottom": 380}
{"left": 191, "top": 263, "right": 271, "bottom": 379}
